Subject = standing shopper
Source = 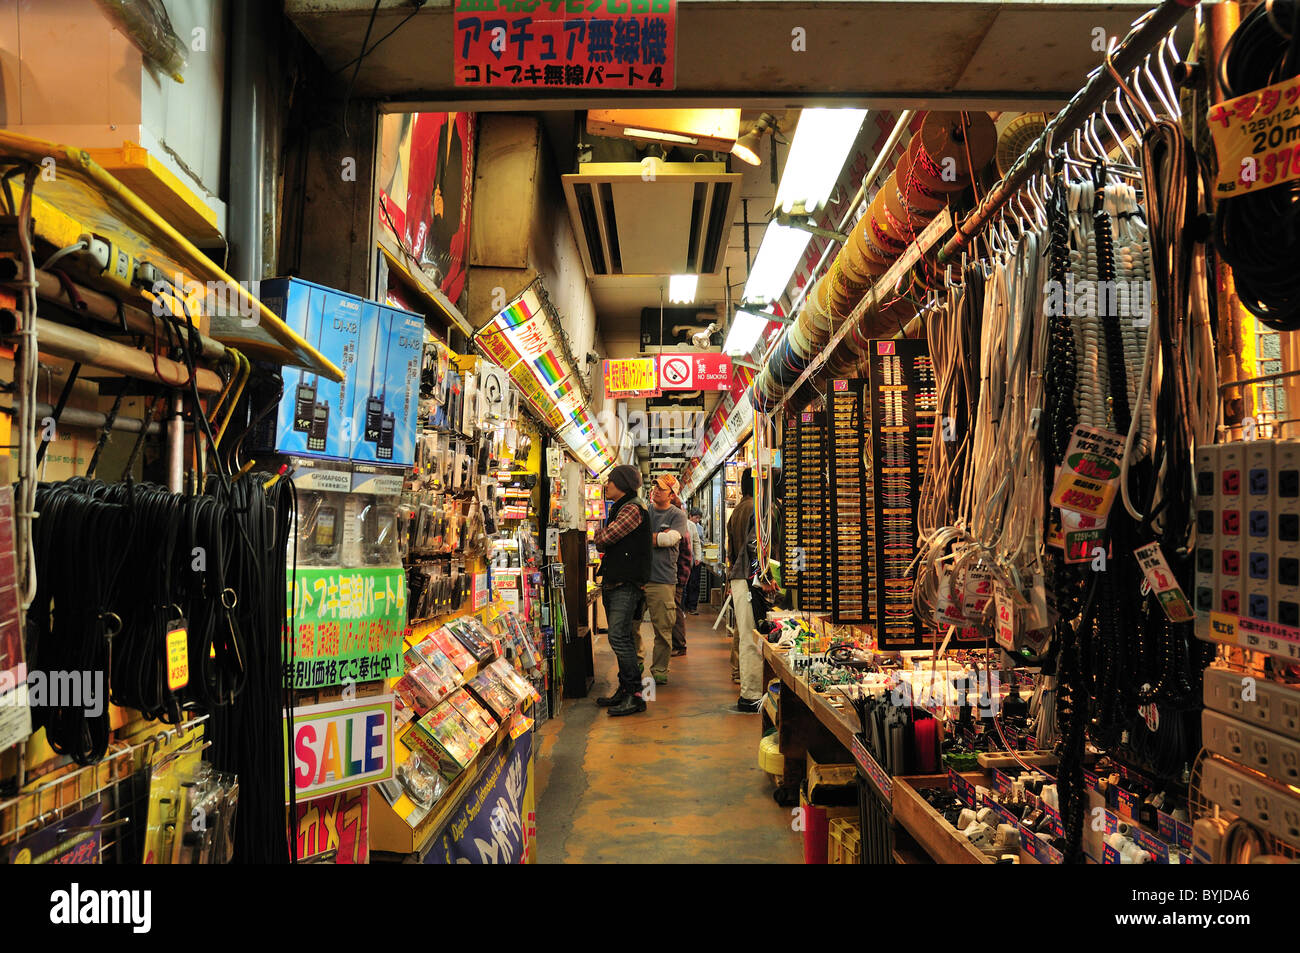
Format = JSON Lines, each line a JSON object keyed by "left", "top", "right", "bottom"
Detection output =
{"left": 666, "top": 476, "right": 691, "bottom": 657}
{"left": 729, "top": 469, "right": 762, "bottom": 712}
{"left": 645, "top": 476, "right": 689, "bottom": 683}
{"left": 684, "top": 509, "right": 705, "bottom": 614}
{"left": 593, "top": 465, "right": 651, "bottom": 716}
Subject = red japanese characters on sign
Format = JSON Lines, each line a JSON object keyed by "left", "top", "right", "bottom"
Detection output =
{"left": 454, "top": 0, "right": 677, "bottom": 90}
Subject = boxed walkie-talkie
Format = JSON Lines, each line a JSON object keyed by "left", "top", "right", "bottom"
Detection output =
{"left": 259, "top": 277, "right": 361, "bottom": 460}
{"left": 351, "top": 303, "right": 424, "bottom": 466}
{"left": 287, "top": 458, "right": 354, "bottom": 567}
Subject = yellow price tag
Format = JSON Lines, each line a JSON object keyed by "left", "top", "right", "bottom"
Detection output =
{"left": 1210, "top": 76, "right": 1300, "bottom": 198}
{"left": 166, "top": 627, "right": 189, "bottom": 691}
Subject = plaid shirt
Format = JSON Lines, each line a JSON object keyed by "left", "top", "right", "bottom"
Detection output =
{"left": 593, "top": 496, "right": 643, "bottom": 549}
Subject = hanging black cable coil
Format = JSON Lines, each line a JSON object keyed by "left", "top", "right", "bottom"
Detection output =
{"left": 1213, "top": 0, "right": 1300, "bottom": 330}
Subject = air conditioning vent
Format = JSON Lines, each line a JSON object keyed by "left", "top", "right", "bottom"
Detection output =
{"left": 562, "top": 160, "right": 742, "bottom": 277}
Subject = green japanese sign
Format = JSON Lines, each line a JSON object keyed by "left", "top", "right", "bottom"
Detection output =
{"left": 286, "top": 566, "right": 408, "bottom": 689}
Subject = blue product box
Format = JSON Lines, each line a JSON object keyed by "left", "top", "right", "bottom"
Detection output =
{"left": 261, "top": 277, "right": 361, "bottom": 460}
{"left": 351, "top": 303, "right": 423, "bottom": 467}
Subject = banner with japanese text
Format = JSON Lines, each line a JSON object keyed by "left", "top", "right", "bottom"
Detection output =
{"left": 604, "top": 357, "right": 659, "bottom": 398}
{"left": 454, "top": 0, "right": 676, "bottom": 90}
{"left": 287, "top": 566, "right": 408, "bottom": 689}
{"left": 427, "top": 725, "right": 534, "bottom": 864}
{"left": 294, "top": 789, "right": 370, "bottom": 864}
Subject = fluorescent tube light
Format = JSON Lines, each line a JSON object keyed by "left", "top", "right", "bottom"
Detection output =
{"left": 623, "top": 127, "right": 698, "bottom": 145}
{"left": 668, "top": 274, "right": 698, "bottom": 304}
{"left": 740, "top": 222, "right": 810, "bottom": 305}
{"left": 723, "top": 309, "right": 770, "bottom": 357}
{"left": 775, "top": 109, "right": 867, "bottom": 216}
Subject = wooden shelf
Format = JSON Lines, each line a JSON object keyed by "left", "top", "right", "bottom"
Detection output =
{"left": 378, "top": 231, "right": 473, "bottom": 337}
{"left": 892, "top": 774, "right": 994, "bottom": 865}
{"left": 0, "top": 131, "right": 342, "bottom": 380}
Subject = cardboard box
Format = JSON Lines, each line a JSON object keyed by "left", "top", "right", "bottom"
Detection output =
{"left": 806, "top": 751, "right": 857, "bottom": 805}
{"left": 260, "top": 277, "right": 360, "bottom": 460}
{"left": 350, "top": 303, "right": 423, "bottom": 467}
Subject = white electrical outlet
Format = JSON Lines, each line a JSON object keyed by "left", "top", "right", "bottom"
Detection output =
{"left": 1203, "top": 665, "right": 1300, "bottom": 741}
{"left": 1201, "top": 755, "right": 1300, "bottom": 849}
{"left": 1203, "top": 710, "right": 1300, "bottom": 786}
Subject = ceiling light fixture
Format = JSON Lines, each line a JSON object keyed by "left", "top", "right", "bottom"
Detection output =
{"left": 774, "top": 108, "right": 867, "bottom": 216}
{"left": 731, "top": 112, "right": 778, "bottom": 166}
{"left": 722, "top": 309, "right": 772, "bottom": 357}
{"left": 740, "top": 221, "right": 811, "bottom": 306}
{"left": 668, "top": 274, "right": 699, "bottom": 304}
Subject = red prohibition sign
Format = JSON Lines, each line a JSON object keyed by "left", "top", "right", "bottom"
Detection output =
{"left": 662, "top": 356, "right": 691, "bottom": 386}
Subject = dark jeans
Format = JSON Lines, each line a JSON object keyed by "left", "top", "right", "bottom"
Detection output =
{"left": 683, "top": 563, "right": 702, "bottom": 612}
{"left": 602, "top": 582, "right": 644, "bottom": 696}
{"left": 673, "top": 584, "right": 686, "bottom": 651}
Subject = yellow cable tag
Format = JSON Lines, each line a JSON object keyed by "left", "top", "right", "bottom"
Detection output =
{"left": 166, "top": 626, "right": 190, "bottom": 691}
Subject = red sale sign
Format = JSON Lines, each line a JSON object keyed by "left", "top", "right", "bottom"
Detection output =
{"left": 454, "top": 0, "right": 677, "bottom": 90}
{"left": 658, "top": 353, "right": 731, "bottom": 391}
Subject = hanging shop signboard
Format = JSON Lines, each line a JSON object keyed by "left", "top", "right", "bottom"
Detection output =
{"left": 287, "top": 566, "right": 408, "bottom": 689}
{"left": 453, "top": 0, "right": 676, "bottom": 91}
{"left": 294, "top": 788, "right": 369, "bottom": 864}
{"left": 603, "top": 357, "right": 660, "bottom": 398}
{"left": 377, "top": 112, "right": 476, "bottom": 308}
{"left": 1209, "top": 75, "right": 1300, "bottom": 198}
{"left": 286, "top": 696, "right": 395, "bottom": 802}
{"left": 426, "top": 725, "right": 535, "bottom": 864}
{"left": 657, "top": 353, "right": 731, "bottom": 391}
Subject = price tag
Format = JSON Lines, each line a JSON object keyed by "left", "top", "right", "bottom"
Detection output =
{"left": 1062, "top": 509, "right": 1107, "bottom": 564}
{"left": 166, "top": 622, "right": 189, "bottom": 691}
{"left": 1050, "top": 425, "right": 1125, "bottom": 519}
{"left": 962, "top": 564, "right": 995, "bottom": 622}
{"left": 991, "top": 768, "right": 1013, "bottom": 795}
{"left": 1115, "top": 787, "right": 1140, "bottom": 820}
{"left": 1210, "top": 76, "right": 1300, "bottom": 198}
{"left": 1101, "top": 843, "right": 1123, "bottom": 864}
{"left": 1134, "top": 542, "right": 1195, "bottom": 623}
{"left": 1132, "top": 828, "right": 1171, "bottom": 865}
{"left": 1042, "top": 803, "right": 1064, "bottom": 838}
{"left": 948, "top": 767, "right": 974, "bottom": 807}
{"left": 994, "top": 582, "right": 1017, "bottom": 650}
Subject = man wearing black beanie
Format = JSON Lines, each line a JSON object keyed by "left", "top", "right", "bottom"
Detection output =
{"left": 592, "top": 464, "right": 652, "bottom": 716}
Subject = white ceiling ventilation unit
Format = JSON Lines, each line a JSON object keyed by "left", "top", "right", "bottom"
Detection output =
{"left": 562, "top": 159, "right": 742, "bottom": 278}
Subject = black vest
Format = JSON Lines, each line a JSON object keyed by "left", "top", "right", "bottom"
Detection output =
{"left": 600, "top": 494, "right": 651, "bottom": 586}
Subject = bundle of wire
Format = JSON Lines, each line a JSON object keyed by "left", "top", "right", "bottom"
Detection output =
{"left": 1213, "top": 0, "right": 1300, "bottom": 330}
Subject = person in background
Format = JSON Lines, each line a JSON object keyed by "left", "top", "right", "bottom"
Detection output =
{"left": 645, "top": 475, "right": 689, "bottom": 683}
{"left": 729, "top": 469, "right": 762, "bottom": 712}
{"left": 684, "top": 509, "right": 705, "bottom": 615}
{"left": 665, "top": 476, "right": 691, "bottom": 657}
{"left": 592, "top": 465, "right": 651, "bottom": 716}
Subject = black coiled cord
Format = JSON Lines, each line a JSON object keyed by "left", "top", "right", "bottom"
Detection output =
{"left": 1213, "top": 0, "right": 1300, "bottom": 330}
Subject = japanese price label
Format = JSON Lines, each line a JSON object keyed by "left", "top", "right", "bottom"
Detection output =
{"left": 993, "top": 582, "right": 1016, "bottom": 651}
{"left": 1062, "top": 509, "right": 1107, "bottom": 564}
{"left": 1210, "top": 76, "right": 1300, "bottom": 197}
{"left": 962, "top": 563, "right": 995, "bottom": 623}
{"left": 1134, "top": 542, "right": 1195, "bottom": 623}
{"left": 1050, "top": 425, "right": 1125, "bottom": 519}
{"left": 454, "top": 0, "right": 677, "bottom": 90}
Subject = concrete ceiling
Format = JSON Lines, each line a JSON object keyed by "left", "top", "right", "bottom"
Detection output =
{"left": 286, "top": 1, "right": 1155, "bottom": 111}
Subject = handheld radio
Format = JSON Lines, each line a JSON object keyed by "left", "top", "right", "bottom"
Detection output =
{"left": 364, "top": 311, "right": 387, "bottom": 443}
{"left": 293, "top": 296, "right": 325, "bottom": 432}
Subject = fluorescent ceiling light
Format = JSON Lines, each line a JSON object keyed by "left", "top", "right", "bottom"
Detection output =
{"left": 723, "top": 309, "right": 770, "bottom": 357}
{"left": 668, "top": 274, "right": 698, "bottom": 304}
{"left": 741, "top": 222, "right": 811, "bottom": 305}
{"left": 775, "top": 109, "right": 867, "bottom": 216}
{"left": 623, "top": 128, "right": 698, "bottom": 145}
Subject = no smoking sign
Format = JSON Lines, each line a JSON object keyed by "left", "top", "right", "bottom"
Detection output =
{"left": 658, "top": 353, "right": 730, "bottom": 391}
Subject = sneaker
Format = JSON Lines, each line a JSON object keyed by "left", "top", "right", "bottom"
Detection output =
{"left": 736, "top": 696, "right": 762, "bottom": 712}
{"left": 653, "top": 673, "right": 669, "bottom": 685}
{"left": 671, "top": 648, "right": 686, "bottom": 657}
{"left": 595, "top": 686, "right": 629, "bottom": 707}
{"left": 608, "top": 694, "right": 647, "bottom": 716}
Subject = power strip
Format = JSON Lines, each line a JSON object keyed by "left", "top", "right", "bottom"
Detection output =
{"left": 1202, "top": 709, "right": 1300, "bottom": 788}
{"left": 1203, "top": 665, "right": 1300, "bottom": 741}
{"left": 1199, "top": 755, "right": 1300, "bottom": 850}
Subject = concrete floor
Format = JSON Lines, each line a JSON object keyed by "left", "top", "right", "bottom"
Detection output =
{"left": 534, "top": 606, "right": 803, "bottom": 864}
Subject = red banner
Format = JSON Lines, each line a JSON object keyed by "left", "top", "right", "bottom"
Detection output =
{"left": 454, "top": 0, "right": 676, "bottom": 90}
{"left": 658, "top": 353, "right": 731, "bottom": 391}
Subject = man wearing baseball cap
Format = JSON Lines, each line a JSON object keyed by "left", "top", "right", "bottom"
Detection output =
{"left": 645, "top": 474, "right": 690, "bottom": 683}
{"left": 592, "top": 464, "right": 652, "bottom": 716}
